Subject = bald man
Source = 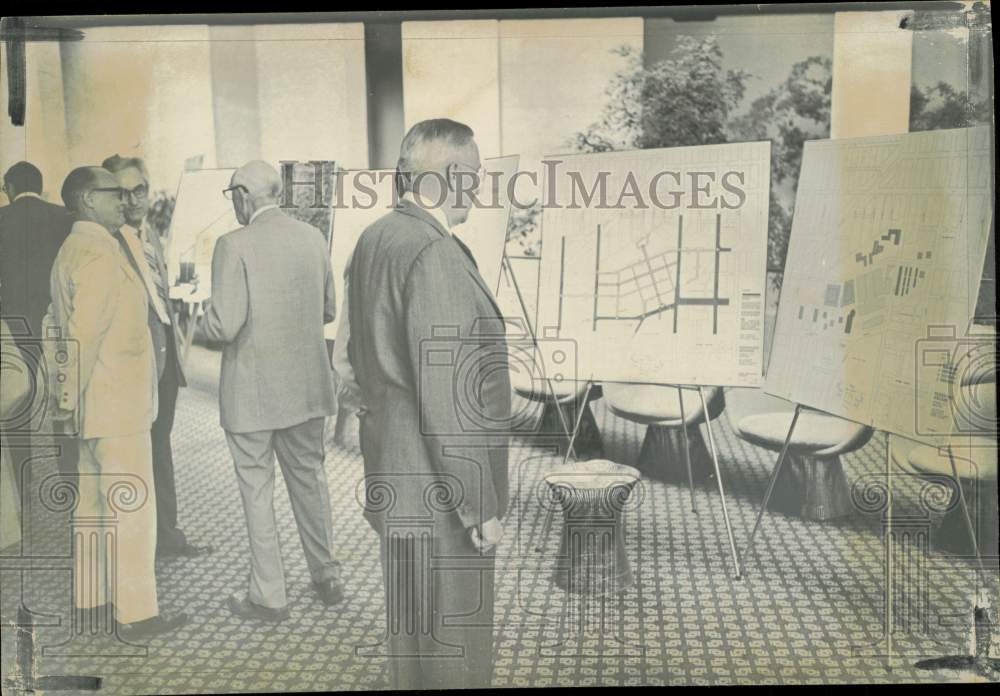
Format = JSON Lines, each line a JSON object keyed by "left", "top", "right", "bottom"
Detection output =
{"left": 49, "top": 166, "right": 187, "bottom": 640}
{"left": 203, "top": 161, "right": 341, "bottom": 620}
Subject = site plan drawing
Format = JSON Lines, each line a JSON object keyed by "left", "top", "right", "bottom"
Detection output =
{"left": 765, "top": 126, "right": 993, "bottom": 444}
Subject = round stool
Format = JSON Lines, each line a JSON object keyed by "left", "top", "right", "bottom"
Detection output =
{"left": 543, "top": 460, "right": 640, "bottom": 595}
{"left": 603, "top": 383, "right": 725, "bottom": 484}
{"left": 737, "top": 409, "right": 874, "bottom": 521}
{"left": 895, "top": 436, "right": 998, "bottom": 558}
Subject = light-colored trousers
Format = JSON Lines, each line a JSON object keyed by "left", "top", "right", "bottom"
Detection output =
{"left": 75, "top": 433, "right": 159, "bottom": 624}
{"left": 225, "top": 416, "right": 339, "bottom": 609}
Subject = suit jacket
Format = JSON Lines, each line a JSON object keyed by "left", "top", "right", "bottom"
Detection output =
{"left": 119, "top": 222, "right": 186, "bottom": 387}
{"left": 202, "top": 207, "right": 337, "bottom": 433}
{"left": 0, "top": 196, "right": 73, "bottom": 340}
{"left": 347, "top": 200, "right": 511, "bottom": 538}
{"left": 49, "top": 221, "right": 158, "bottom": 440}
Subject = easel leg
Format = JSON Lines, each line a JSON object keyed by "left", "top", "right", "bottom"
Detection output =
{"left": 181, "top": 301, "right": 201, "bottom": 370}
{"left": 677, "top": 386, "right": 697, "bottom": 513}
{"left": 885, "top": 431, "right": 893, "bottom": 671}
{"left": 502, "top": 257, "right": 574, "bottom": 453}
{"left": 698, "top": 386, "right": 742, "bottom": 579}
{"left": 742, "top": 404, "right": 801, "bottom": 568}
{"left": 561, "top": 382, "right": 594, "bottom": 466}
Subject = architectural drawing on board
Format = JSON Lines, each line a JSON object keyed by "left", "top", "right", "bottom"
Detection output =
{"left": 765, "top": 126, "right": 993, "bottom": 445}
{"left": 536, "top": 141, "right": 771, "bottom": 386}
{"left": 553, "top": 214, "right": 733, "bottom": 335}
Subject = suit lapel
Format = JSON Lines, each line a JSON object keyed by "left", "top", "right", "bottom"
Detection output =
{"left": 114, "top": 229, "right": 150, "bottom": 293}
{"left": 396, "top": 201, "right": 503, "bottom": 320}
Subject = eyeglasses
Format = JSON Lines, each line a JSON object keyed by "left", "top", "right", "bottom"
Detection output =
{"left": 451, "top": 161, "right": 485, "bottom": 188}
{"left": 124, "top": 183, "right": 149, "bottom": 201}
{"left": 453, "top": 161, "right": 485, "bottom": 177}
{"left": 90, "top": 187, "right": 127, "bottom": 201}
{"left": 222, "top": 184, "right": 248, "bottom": 200}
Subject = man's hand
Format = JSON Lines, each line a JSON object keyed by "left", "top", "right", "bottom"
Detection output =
{"left": 469, "top": 517, "right": 503, "bottom": 552}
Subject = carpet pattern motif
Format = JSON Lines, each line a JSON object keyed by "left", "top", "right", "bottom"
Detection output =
{"left": 1, "top": 346, "right": 997, "bottom": 692}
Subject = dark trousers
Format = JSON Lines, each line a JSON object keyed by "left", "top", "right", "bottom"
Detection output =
{"left": 379, "top": 527, "right": 496, "bottom": 690}
{"left": 152, "top": 333, "right": 184, "bottom": 552}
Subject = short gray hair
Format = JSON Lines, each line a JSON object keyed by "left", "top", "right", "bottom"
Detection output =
{"left": 396, "top": 119, "right": 474, "bottom": 189}
{"left": 101, "top": 154, "right": 149, "bottom": 181}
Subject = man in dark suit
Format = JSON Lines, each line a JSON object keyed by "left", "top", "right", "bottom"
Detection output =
{"left": 347, "top": 119, "right": 511, "bottom": 689}
{"left": 202, "top": 160, "right": 343, "bottom": 621}
{"left": 0, "top": 161, "right": 77, "bottom": 489}
{"left": 102, "top": 154, "right": 211, "bottom": 560}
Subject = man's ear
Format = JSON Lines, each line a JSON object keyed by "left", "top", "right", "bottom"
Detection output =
{"left": 444, "top": 162, "right": 458, "bottom": 193}
{"left": 81, "top": 190, "right": 96, "bottom": 212}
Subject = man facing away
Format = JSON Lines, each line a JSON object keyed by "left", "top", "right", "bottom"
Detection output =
{"left": 0, "top": 162, "right": 78, "bottom": 487}
{"left": 102, "top": 154, "right": 212, "bottom": 560}
{"left": 347, "top": 118, "right": 512, "bottom": 689}
{"left": 49, "top": 166, "right": 187, "bottom": 640}
{"left": 202, "top": 160, "right": 343, "bottom": 621}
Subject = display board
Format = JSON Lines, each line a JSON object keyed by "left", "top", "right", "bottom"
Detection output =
{"left": 166, "top": 163, "right": 339, "bottom": 298}
{"left": 165, "top": 168, "right": 240, "bottom": 298}
{"left": 535, "top": 142, "right": 771, "bottom": 386}
{"left": 328, "top": 155, "right": 520, "bottom": 310}
{"left": 765, "top": 126, "right": 993, "bottom": 444}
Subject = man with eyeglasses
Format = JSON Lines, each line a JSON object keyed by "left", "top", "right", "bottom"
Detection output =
{"left": 0, "top": 161, "right": 76, "bottom": 493}
{"left": 48, "top": 166, "right": 188, "bottom": 640}
{"left": 203, "top": 160, "right": 342, "bottom": 621}
{"left": 347, "top": 118, "right": 510, "bottom": 689}
{"left": 102, "top": 154, "right": 212, "bottom": 561}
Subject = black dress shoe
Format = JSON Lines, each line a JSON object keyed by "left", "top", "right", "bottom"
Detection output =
{"left": 118, "top": 612, "right": 188, "bottom": 641}
{"left": 312, "top": 578, "right": 344, "bottom": 606}
{"left": 226, "top": 594, "right": 290, "bottom": 622}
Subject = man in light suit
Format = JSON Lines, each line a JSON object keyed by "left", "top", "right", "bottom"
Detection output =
{"left": 49, "top": 166, "right": 187, "bottom": 640}
{"left": 203, "top": 160, "right": 342, "bottom": 621}
{"left": 0, "top": 162, "right": 78, "bottom": 487}
{"left": 347, "top": 119, "right": 511, "bottom": 689}
{"left": 102, "top": 154, "right": 211, "bottom": 560}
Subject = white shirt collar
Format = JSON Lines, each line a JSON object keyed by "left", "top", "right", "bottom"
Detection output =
{"left": 14, "top": 192, "right": 43, "bottom": 202}
{"left": 249, "top": 204, "right": 279, "bottom": 225}
{"left": 402, "top": 191, "right": 451, "bottom": 234}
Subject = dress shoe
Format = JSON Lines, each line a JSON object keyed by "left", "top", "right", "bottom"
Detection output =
{"left": 118, "top": 612, "right": 188, "bottom": 641}
{"left": 312, "top": 578, "right": 344, "bottom": 606}
{"left": 226, "top": 594, "right": 290, "bottom": 622}
{"left": 72, "top": 603, "right": 115, "bottom": 628}
{"left": 157, "top": 541, "right": 215, "bottom": 559}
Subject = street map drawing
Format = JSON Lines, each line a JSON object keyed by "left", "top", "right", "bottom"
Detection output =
{"left": 536, "top": 141, "right": 771, "bottom": 385}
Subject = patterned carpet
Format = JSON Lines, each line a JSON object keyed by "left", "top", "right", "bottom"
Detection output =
{"left": 2, "top": 344, "right": 997, "bottom": 692}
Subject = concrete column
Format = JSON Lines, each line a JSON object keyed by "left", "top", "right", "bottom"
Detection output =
{"left": 831, "top": 10, "right": 914, "bottom": 139}
{"left": 401, "top": 20, "right": 501, "bottom": 159}
{"left": 209, "top": 25, "right": 263, "bottom": 168}
{"left": 365, "top": 22, "right": 404, "bottom": 170}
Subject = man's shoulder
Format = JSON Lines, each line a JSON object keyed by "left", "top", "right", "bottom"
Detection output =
{"left": 56, "top": 227, "right": 115, "bottom": 269}
{"left": 358, "top": 207, "right": 443, "bottom": 256}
